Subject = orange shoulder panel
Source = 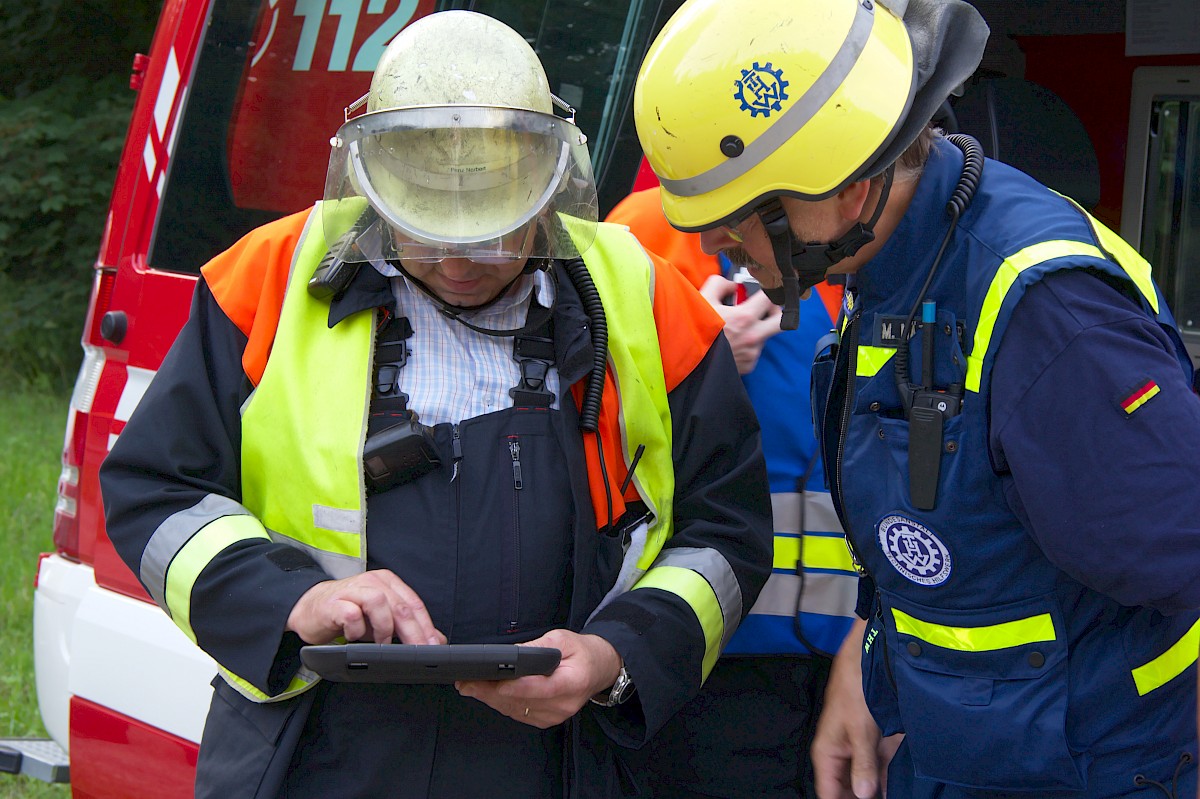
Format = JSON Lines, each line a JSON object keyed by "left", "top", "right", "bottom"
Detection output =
{"left": 605, "top": 187, "right": 719, "bottom": 291}
{"left": 570, "top": 234, "right": 724, "bottom": 530}
{"left": 814, "top": 282, "right": 844, "bottom": 324}
{"left": 649, "top": 251, "right": 724, "bottom": 393}
{"left": 199, "top": 207, "right": 314, "bottom": 386}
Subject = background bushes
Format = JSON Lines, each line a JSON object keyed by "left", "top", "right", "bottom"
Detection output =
{"left": 0, "top": 1, "right": 159, "bottom": 390}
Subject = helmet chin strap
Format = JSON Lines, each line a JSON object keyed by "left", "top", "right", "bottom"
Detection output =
{"left": 756, "top": 166, "right": 894, "bottom": 329}
{"left": 389, "top": 258, "right": 558, "bottom": 337}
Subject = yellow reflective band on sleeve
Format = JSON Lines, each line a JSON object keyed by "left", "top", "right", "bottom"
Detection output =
{"left": 634, "top": 565, "right": 723, "bottom": 679}
{"left": 218, "top": 665, "right": 317, "bottom": 704}
{"left": 892, "top": 608, "right": 1056, "bottom": 652}
{"left": 165, "top": 514, "right": 271, "bottom": 643}
{"left": 856, "top": 346, "right": 895, "bottom": 378}
{"left": 966, "top": 241, "right": 1106, "bottom": 393}
{"left": 773, "top": 534, "right": 856, "bottom": 572}
{"left": 1131, "top": 618, "right": 1200, "bottom": 697}
{"left": 1059, "top": 194, "right": 1160, "bottom": 316}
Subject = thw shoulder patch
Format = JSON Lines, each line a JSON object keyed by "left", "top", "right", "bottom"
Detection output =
{"left": 1120, "top": 378, "right": 1161, "bottom": 416}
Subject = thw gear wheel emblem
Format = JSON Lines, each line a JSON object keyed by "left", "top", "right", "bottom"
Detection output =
{"left": 877, "top": 515, "right": 952, "bottom": 586}
{"left": 734, "top": 62, "right": 789, "bottom": 118}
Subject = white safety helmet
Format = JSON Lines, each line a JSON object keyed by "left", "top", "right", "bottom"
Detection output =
{"left": 323, "top": 10, "right": 598, "bottom": 264}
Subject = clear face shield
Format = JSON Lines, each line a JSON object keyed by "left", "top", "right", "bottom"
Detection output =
{"left": 323, "top": 101, "right": 599, "bottom": 265}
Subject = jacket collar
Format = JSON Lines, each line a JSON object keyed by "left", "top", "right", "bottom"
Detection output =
{"left": 324, "top": 259, "right": 595, "bottom": 388}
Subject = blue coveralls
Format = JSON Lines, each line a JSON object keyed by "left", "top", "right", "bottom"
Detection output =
{"left": 813, "top": 137, "right": 1200, "bottom": 796}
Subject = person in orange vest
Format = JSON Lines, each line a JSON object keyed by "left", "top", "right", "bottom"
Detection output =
{"left": 98, "top": 11, "right": 772, "bottom": 798}
{"left": 607, "top": 187, "right": 859, "bottom": 798}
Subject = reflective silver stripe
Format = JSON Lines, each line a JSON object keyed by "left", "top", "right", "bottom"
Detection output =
{"left": 265, "top": 529, "right": 363, "bottom": 580}
{"left": 658, "top": 0, "right": 875, "bottom": 199}
{"left": 771, "top": 491, "right": 843, "bottom": 536}
{"left": 654, "top": 546, "right": 743, "bottom": 647}
{"left": 312, "top": 505, "right": 363, "bottom": 534}
{"left": 141, "top": 493, "right": 254, "bottom": 613}
{"left": 748, "top": 571, "right": 859, "bottom": 618}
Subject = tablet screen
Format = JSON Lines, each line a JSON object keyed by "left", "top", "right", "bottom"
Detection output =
{"left": 299, "top": 643, "right": 562, "bottom": 684}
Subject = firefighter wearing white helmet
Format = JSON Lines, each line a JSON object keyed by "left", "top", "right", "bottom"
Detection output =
{"left": 634, "top": 0, "right": 1200, "bottom": 798}
{"left": 99, "top": 8, "right": 774, "bottom": 799}
{"left": 323, "top": 9, "right": 598, "bottom": 300}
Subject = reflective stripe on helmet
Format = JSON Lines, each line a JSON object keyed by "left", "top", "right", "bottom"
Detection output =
{"left": 658, "top": 0, "right": 877, "bottom": 200}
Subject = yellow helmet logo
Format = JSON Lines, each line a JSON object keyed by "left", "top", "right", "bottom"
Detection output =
{"left": 635, "top": 0, "right": 915, "bottom": 231}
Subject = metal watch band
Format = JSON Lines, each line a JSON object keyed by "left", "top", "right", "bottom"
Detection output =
{"left": 589, "top": 665, "right": 634, "bottom": 707}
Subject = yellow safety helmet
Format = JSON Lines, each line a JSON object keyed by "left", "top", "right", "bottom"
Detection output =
{"left": 634, "top": 0, "right": 989, "bottom": 231}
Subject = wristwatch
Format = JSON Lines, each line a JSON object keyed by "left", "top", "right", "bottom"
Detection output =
{"left": 590, "top": 665, "right": 635, "bottom": 707}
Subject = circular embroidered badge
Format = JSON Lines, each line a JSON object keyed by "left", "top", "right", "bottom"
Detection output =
{"left": 877, "top": 515, "right": 952, "bottom": 586}
{"left": 734, "top": 62, "right": 789, "bottom": 118}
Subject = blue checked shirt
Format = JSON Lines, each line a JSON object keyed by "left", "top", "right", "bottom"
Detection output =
{"left": 385, "top": 270, "right": 560, "bottom": 426}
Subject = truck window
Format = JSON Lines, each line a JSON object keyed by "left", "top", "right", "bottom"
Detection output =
{"left": 151, "top": 0, "right": 662, "bottom": 276}
{"left": 1123, "top": 66, "right": 1200, "bottom": 363}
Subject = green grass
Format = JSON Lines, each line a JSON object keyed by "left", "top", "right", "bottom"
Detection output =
{"left": 0, "top": 387, "right": 72, "bottom": 798}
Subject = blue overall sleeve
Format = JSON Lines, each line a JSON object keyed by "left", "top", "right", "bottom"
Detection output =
{"left": 989, "top": 268, "right": 1200, "bottom": 613}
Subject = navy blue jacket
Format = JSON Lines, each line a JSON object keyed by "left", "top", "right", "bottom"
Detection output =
{"left": 814, "top": 137, "right": 1200, "bottom": 797}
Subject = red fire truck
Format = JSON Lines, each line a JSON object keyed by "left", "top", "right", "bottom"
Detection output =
{"left": 3, "top": 0, "right": 1200, "bottom": 796}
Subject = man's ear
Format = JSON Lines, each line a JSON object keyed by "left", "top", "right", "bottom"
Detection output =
{"left": 836, "top": 179, "right": 873, "bottom": 221}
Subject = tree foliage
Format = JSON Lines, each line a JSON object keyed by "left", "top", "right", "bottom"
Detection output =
{"left": 0, "top": 1, "right": 159, "bottom": 388}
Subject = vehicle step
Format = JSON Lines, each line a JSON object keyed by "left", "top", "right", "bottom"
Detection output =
{"left": 0, "top": 738, "right": 70, "bottom": 783}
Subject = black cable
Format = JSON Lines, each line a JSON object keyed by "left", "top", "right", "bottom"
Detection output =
{"left": 595, "top": 429, "right": 614, "bottom": 530}
{"left": 563, "top": 258, "right": 607, "bottom": 432}
{"left": 791, "top": 453, "right": 837, "bottom": 659}
{"left": 894, "top": 134, "right": 983, "bottom": 408}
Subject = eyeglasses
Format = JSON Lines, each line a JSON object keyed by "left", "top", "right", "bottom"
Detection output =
{"left": 722, "top": 224, "right": 745, "bottom": 244}
{"left": 719, "top": 211, "right": 756, "bottom": 244}
{"left": 392, "top": 224, "right": 536, "bottom": 265}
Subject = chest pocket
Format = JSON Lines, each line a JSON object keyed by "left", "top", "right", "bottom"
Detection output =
{"left": 455, "top": 409, "right": 575, "bottom": 641}
{"left": 879, "top": 590, "right": 1087, "bottom": 791}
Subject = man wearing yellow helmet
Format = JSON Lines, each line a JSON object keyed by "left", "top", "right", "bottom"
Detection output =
{"left": 100, "top": 10, "right": 773, "bottom": 797}
{"left": 635, "top": 0, "right": 1200, "bottom": 797}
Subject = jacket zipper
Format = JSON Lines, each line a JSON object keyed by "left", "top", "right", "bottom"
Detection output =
{"left": 832, "top": 305, "right": 868, "bottom": 576}
{"left": 832, "top": 305, "right": 897, "bottom": 692}
{"left": 450, "top": 424, "right": 462, "bottom": 482}
{"left": 506, "top": 435, "right": 522, "bottom": 633}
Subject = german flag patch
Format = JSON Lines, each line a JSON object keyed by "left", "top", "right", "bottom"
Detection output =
{"left": 1120, "top": 379, "right": 1161, "bottom": 415}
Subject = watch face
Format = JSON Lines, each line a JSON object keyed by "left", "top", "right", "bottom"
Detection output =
{"left": 612, "top": 669, "right": 634, "bottom": 704}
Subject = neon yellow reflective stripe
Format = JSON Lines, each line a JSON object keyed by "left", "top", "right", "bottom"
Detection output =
{"left": 966, "top": 241, "right": 1106, "bottom": 393}
{"left": 773, "top": 535, "right": 799, "bottom": 570}
{"left": 572, "top": 221, "right": 675, "bottom": 569}
{"left": 242, "top": 203, "right": 371, "bottom": 564}
{"left": 218, "top": 666, "right": 317, "bottom": 703}
{"left": 773, "top": 534, "right": 855, "bottom": 572}
{"left": 1058, "top": 194, "right": 1160, "bottom": 315}
{"left": 1131, "top": 618, "right": 1200, "bottom": 696}
{"left": 165, "top": 514, "right": 271, "bottom": 643}
{"left": 635, "top": 566, "right": 723, "bottom": 678}
{"left": 892, "top": 608, "right": 1056, "bottom": 652}
{"left": 856, "top": 345, "right": 894, "bottom": 377}
{"left": 803, "top": 535, "right": 856, "bottom": 572}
